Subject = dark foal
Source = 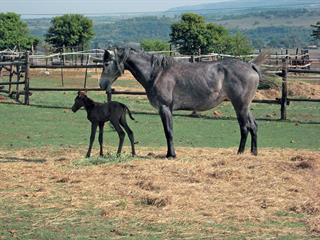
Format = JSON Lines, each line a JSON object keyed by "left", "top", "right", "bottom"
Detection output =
{"left": 71, "top": 91, "right": 136, "bottom": 158}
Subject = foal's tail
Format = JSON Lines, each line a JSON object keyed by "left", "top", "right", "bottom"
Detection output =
{"left": 121, "top": 104, "right": 135, "bottom": 121}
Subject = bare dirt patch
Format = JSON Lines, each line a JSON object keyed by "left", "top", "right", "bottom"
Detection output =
{"left": 0, "top": 146, "right": 319, "bottom": 236}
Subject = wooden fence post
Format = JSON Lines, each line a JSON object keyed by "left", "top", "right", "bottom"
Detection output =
{"left": 60, "top": 52, "right": 64, "bottom": 87}
{"left": 24, "top": 51, "right": 30, "bottom": 105}
{"left": 15, "top": 64, "right": 20, "bottom": 101}
{"left": 281, "top": 57, "right": 288, "bottom": 120}
{"left": 8, "top": 64, "right": 13, "bottom": 94}
{"left": 106, "top": 90, "right": 112, "bottom": 102}
{"left": 83, "top": 55, "right": 90, "bottom": 88}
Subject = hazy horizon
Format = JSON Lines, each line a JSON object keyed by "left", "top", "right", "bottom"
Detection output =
{"left": 0, "top": 0, "right": 232, "bottom": 16}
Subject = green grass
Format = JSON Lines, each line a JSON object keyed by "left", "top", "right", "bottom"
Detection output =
{"left": 0, "top": 90, "right": 319, "bottom": 150}
{"left": 0, "top": 201, "right": 317, "bottom": 239}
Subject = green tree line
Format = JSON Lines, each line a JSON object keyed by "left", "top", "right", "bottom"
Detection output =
{"left": 1, "top": 12, "right": 319, "bottom": 53}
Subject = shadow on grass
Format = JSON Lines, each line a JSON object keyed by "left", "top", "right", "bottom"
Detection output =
{"left": 0, "top": 156, "right": 46, "bottom": 163}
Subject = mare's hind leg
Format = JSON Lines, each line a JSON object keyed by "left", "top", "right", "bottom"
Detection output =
{"left": 119, "top": 115, "right": 136, "bottom": 156}
{"left": 236, "top": 107, "right": 249, "bottom": 154}
{"left": 248, "top": 112, "right": 258, "bottom": 155}
{"left": 234, "top": 105, "right": 258, "bottom": 155}
{"left": 110, "top": 119, "right": 125, "bottom": 156}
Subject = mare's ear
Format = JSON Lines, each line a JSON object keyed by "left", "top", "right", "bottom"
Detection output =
{"left": 104, "top": 50, "right": 115, "bottom": 62}
{"left": 103, "top": 50, "right": 110, "bottom": 62}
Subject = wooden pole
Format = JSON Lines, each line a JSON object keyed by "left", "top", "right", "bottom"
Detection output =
{"left": 8, "top": 63, "right": 13, "bottom": 94}
{"left": 24, "top": 51, "right": 30, "bottom": 105}
{"left": 281, "top": 57, "right": 288, "bottom": 120}
{"left": 107, "top": 90, "right": 112, "bottom": 102}
{"left": 15, "top": 64, "right": 20, "bottom": 101}
{"left": 83, "top": 55, "right": 90, "bottom": 88}
{"left": 60, "top": 52, "right": 64, "bottom": 87}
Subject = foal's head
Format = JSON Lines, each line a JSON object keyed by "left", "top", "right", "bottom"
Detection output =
{"left": 71, "top": 91, "right": 87, "bottom": 112}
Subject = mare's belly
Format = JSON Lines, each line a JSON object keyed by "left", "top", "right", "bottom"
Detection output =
{"left": 173, "top": 91, "right": 226, "bottom": 111}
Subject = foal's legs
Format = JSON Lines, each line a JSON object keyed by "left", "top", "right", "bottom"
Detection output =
{"left": 119, "top": 115, "right": 136, "bottom": 156}
{"left": 110, "top": 119, "right": 125, "bottom": 156}
{"left": 86, "top": 122, "right": 98, "bottom": 158}
{"left": 159, "top": 105, "right": 176, "bottom": 158}
{"left": 98, "top": 122, "right": 105, "bottom": 156}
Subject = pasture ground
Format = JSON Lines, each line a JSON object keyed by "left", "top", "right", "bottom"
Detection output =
{"left": 0, "top": 147, "right": 320, "bottom": 239}
{"left": 0, "top": 70, "right": 320, "bottom": 239}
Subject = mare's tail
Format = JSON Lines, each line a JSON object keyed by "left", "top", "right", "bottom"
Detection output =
{"left": 250, "top": 51, "right": 270, "bottom": 66}
{"left": 250, "top": 51, "right": 271, "bottom": 81}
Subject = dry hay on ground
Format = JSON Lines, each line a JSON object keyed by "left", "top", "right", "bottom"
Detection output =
{"left": 0, "top": 147, "right": 319, "bottom": 236}
{"left": 288, "top": 81, "right": 320, "bottom": 99}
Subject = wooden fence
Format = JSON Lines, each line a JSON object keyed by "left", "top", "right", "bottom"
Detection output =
{"left": 0, "top": 51, "right": 30, "bottom": 104}
{"left": 0, "top": 49, "right": 319, "bottom": 120}
{"left": 280, "top": 57, "right": 320, "bottom": 120}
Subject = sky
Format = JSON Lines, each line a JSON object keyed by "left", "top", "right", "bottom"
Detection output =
{"left": 0, "top": 0, "right": 230, "bottom": 15}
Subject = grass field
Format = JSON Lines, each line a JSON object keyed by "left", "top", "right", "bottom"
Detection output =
{"left": 0, "top": 73, "right": 320, "bottom": 239}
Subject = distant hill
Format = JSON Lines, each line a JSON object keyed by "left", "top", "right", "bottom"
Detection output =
{"left": 168, "top": 0, "right": 320, "bottom": 14}
{"left": 25, "top": 0, "right": 320, "bottom": 50}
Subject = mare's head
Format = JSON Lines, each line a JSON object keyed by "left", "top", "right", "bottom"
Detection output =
{"left": 99, "top": 48, "right": 126, "bottom": 90}
{"left": 71, "top": 91, "right": 87, "bottom": 112}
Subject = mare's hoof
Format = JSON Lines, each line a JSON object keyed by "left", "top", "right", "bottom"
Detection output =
{"left": 251, "top": 151, "right": 258, "bottom": 156}
{"left": 166, "top": 154, "right": 176, "bottom": 159}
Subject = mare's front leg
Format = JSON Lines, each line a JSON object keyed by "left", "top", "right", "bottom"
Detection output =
{"left": 86, "top": 122, "right": 98, "bottom": 158}
{"left": 98, "top": 122, "right": 105, "bottom": 157}
{"left": 159, "top": 105, "right": 176, "bottom": 158}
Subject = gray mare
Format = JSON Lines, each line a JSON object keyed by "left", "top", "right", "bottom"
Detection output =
{"left": 99, "top": 48, "right": 269, "bottom": 158}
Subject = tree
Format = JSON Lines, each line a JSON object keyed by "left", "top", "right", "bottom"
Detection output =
{"left": 140, "top": 39, "right": 170, "bottom": 51}
{"left": 170, "top": 13, "right": 252, "bottom": 55}
{"left": 204, "top": 23, "right": 230, "bottom": 54}
{"left": 228, "top": 32, "right": 252, "bottom": 56}
{"left": 45, "top": 14, "right": 94, "bottom": 52}
{"left": 170, "top": 13, "right": 208, "bottom": 55}
{"left": 311, "top": 21, "right": 320, "bottom": 41}
{"left": 0, "top": 12, "right": 37, "bottom": 50}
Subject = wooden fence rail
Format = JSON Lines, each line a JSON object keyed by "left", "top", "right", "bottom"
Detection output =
{"left": 1, "top": 49, "right": 319, "bottom": 121}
